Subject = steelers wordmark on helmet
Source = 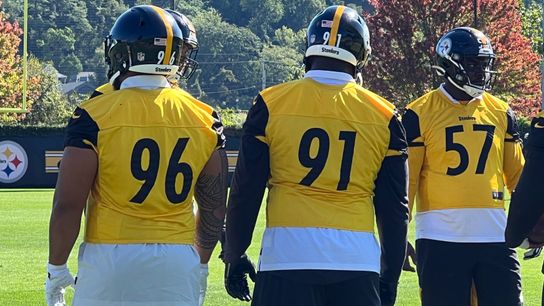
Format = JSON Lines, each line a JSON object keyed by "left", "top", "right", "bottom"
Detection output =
{"left": 304, "top": 5, "right": 371, "bottom": 71}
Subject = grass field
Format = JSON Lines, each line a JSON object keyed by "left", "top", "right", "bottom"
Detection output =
{"left": 0, "top": 189, "right": 542, "bottom": 305}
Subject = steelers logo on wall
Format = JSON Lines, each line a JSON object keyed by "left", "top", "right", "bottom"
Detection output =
{"left": 0, "top": 141, "right": 28, "bottom": 183}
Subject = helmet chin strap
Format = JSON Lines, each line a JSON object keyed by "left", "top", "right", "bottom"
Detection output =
{"left": 355, "top": 72, "right": 363, "bottom": 86}
{"left": 447, "top": 76, "right": 484, "bottom": 98}
{"left": 109, "top": 71, "right": 121, "bottom": 86}
{"left": 462, "top": 84, "right": 484, "bottom": 98}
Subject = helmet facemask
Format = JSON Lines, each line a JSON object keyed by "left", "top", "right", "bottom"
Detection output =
{"left": 434, "top": 27, "right": 497, "bottom": 98}
{"left": 177, "top": 43, "right": 199, "bottom": 80}
{"left": 165, "top": 9, "right": 200, "bottom": 81}
{"left": 439, "top": 54, "right": 496, "bottom": 98}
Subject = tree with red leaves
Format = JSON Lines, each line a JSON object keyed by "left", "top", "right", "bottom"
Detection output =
{"left": 365, "top": 0, "right": 541, "bottom": 117}
{"left": 0, "top": 1, "right": 70, "bottom": 124}
{"left": 0, "top": 0, "right": 24, "bottom": 111}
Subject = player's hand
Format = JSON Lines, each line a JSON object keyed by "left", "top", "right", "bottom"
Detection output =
{"left": 198, "top": 264, "right": 209, "bottom": 306}
{"left": 402, "top": 241, "right": 417, "bottom": 272}
{"left": 519, "top": 238, "right": 544, "bottom": 249}
{"left": 379, "top": 279, "right": 398, "bottom": 306}
{"left": 45, "top": 264, "right": 75, "bottom": 306}
{"left": 224, "top": 254, "right": 257, "bottom": 302}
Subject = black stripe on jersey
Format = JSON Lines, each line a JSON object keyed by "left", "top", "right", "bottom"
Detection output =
{"left": 374, "top": 154, "right": 409, "bottom": 285}
{"left": 402, "top": 109, "right": 422, "bottom": 145}
{"left": 243, "top": 95, "right": 268, "bottom": 137}
{"left": 506, "top": 107, "right": 521, "bottom": 141}
{"left": 408, "top": 142, "right": 424, "bottom": 147}
{"left": 64, "top": 107, "right": 99, "bottom": 150}
{"left": 89, "top": 90, "right": 103, "bottom": 99}
{"left": 388, "top": 112, "right": 408, "bottom": 154}
{"left": 211, "top": 110, "right": 226, "bottom": 149}
{"left": 224, "top": 94, "right": 270, "bottom": 263}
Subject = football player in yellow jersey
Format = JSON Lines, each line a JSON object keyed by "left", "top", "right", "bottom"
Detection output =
{"left": 506, "top": 111, "right": 544, "bottom": 304}
{"left": 403, "top": 27, "right": 524, "bottom": 306}
{"left": 45, "top": 5, "right": 227, "bottom": 306}
{"left": 85, "top": 9, "right": 258, "bottom": 305}
{"left": 223, "top": 5, "right": 409, "bottom": 306}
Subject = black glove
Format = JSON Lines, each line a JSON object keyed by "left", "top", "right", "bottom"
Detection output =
{"left": 379, "top": 279, "right": 398, "bottom": 306}
{"left": 223, "top": 254, "right": 257, "bottom": 301}
{"left": 402, "top": 241, "right": 417, "bottom": 272}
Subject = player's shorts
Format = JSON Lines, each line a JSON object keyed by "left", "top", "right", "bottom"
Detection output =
{"left": 72, "top": 242, "right": 200, "bottom": 306}
{"left": 251, "top": 269, "right": 380, "bottom": 306}
{"left": 416, "top": 239, "right": 522, "bottom": 306}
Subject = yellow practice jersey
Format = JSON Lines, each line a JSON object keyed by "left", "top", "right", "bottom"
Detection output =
{"left": 256, "top": 78, "right": 406, "bottom": 232}
{"left": 89, "top": 83, "right": 114, "bottom": 98}
{"left": 90, "top": 82, "right": 186, "bottom": 98}
{"left": 65, "top": 87, "right": 225, "bottom": 244}
{"left": 404, "top": 88, "right": 524, "bottom": 213}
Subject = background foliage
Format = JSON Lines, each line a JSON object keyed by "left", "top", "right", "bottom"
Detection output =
{"left": 0, "top": 0, "right": 542, "bottom": 125}
{"left": 365, "top": 0, "right": 542, "bottom": 116}
{"left": 0, "top": 0, "right": 70, "bottom": 124}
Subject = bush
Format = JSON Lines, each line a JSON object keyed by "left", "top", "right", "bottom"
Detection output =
{"left": 218, "top": 108, "right": 247, "bottom": 129}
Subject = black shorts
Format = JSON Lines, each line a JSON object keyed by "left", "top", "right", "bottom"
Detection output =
{"left": 251, "top": 270, "right": 380, "bottom": 306}
{"left": 416, "top": 239, "right": 522, "bottom": 306}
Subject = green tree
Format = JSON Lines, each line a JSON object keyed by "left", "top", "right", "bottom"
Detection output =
{"left": 272, "top": 26, "right": 306, "bottom": 52}
{"left": 263, "top": 27, "right": 306, "bottom": 84}
{"left": 208, "top": 0, "right": 245, "bottom": 24}
{"left": 19, "top": 58, "right": 71, "bottom": 125}
{"left": 278, "top": 0, "right": 325, "bottom": 31}
{"left": 520, "top": 0, "right": 543, "bottom": 55}
{"left": 174, "top": 0, "right": 208, "bottom": 19}
{"left": 260, "top": 45, "right": 304, "bottom": 87}
{"left": 3, "top": 0, "right": 124, "bottom": 80}
{"left": 186, "top": 8, "right": 263, "bottom": 108}
{"left": 241, "top": 0, "right": 284, "bottom": 39}
{"left": 38, "top": 27, "right": 80, "bottom": 75}
{"left": 216, "top": 0, "right": 324, "bottom": 39}
{"left": 26, "top": 0, "right": 92, "bottom": 76}
{"left": 83, "top": 0, "right": 127, "bottom": 82}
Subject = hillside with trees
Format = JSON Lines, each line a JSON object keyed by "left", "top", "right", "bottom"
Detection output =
{"left": 0, "top": 0, "right": 541, "bottom": 125}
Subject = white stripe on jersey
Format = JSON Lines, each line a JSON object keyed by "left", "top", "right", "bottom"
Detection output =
{"left": 258, "top": 227, "right": 381, "bottom": 272}
{"left": 415, "top": 208, "right": 507, "bottom": 243}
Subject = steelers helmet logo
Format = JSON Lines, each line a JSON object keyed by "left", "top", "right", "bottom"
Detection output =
{"left": 0, "top": 141, "right": 28, "bottom": 183}
{"left": 437, "top": 37, "right": 452, "bottom": 57}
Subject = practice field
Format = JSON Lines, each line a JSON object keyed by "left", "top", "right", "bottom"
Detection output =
{"left": 0, "top": 189, "right": 542, "bottom": 305}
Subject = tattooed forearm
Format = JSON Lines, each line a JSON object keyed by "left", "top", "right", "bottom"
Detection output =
{"left": 194, "top": 149, "right": 228, "bottom": 250}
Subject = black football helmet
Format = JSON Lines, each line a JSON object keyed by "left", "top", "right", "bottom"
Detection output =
{"left": 166, "top": 9, "right": 199, "bottom": 80}
{"left": 304, "top": 5, "right": 371, "bottom": 75}
{"left": 434, "top": 27, "right": 496, "bottom": 98}
{"left": 104, "top": 5, "right": 184, "bottom": 86}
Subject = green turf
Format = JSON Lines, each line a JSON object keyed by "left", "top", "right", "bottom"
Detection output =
{"left": 0, "top": 189, "right": 542, "bottom": 305}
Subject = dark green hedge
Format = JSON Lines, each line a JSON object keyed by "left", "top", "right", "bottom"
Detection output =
{"left": 0, "top": 125, "right": 66, "bottom": 136}
{"left": 0, "top": 125, "right": 243, "bottom": 137}
{"left": 0, "top": 118, "right": 532, "bottom": 139}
